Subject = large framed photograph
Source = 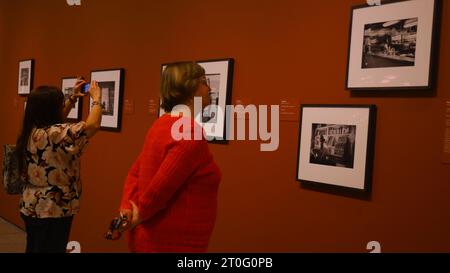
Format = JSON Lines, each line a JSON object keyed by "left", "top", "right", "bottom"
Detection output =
{"left": 159, "top": 59, "right": 234, "bottom": 142}
{"left": 346, "top": 0, "right": 441, "bottom": 90}
{"left": 296, "top": 105, "right": 377, "bottom": 192}
{"left": 89, "top": 69, "right": 124, "bottom": 132}
{"left": 18, "top": 59, "right": 34, "bottom": 95}
{"left": 61, "top": 77, "right": 82, "bottom": 120}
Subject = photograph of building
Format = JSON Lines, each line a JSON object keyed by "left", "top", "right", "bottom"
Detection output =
{"left": 99, "top": 81, "right": 115, "bottom": 116}
{"left": 362, "top": 18, "right": 418, "bottom": 68}
{"left": 310, "top": 124, "right": 356, "bottom": 169}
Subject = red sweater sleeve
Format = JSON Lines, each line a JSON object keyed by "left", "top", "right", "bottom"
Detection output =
{"left": 120, "top": 156, "right": 141, "bottom": 211}
{"left": 138, "top": 139, "right": 206, "bottom": 222}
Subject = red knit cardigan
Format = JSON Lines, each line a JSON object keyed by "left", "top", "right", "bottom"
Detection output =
{"left": 120, "top": 115, "right": 221, "bottom": 253}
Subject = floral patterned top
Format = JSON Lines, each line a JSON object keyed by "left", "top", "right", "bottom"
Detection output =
{"left": 20, "top": 122, "right": 89, "bottom": 218}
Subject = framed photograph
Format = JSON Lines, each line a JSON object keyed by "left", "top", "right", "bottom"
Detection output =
{"left": 346, "top": 0, "right": 441, "bottom": 90}
{"left": 89, "top": 69, "right": 124, "bottom": 132}
{"left": 196, "top": 58, "right": 234, "bottom": 141}
{"left": 159, "top": 59, "right": 234, "bottom": 142}
{"left": 61, "top": 77, "right": 82, "bottom": 120}
{"left": 18, "top": 59, "right": 34, "bottom": 95}
{"left": 296, "top": 105, "right": 377, "bottom": 192}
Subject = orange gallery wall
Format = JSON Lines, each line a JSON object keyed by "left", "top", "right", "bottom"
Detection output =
{"left": 0, "top": 0, "right": 449, "bottom": 253}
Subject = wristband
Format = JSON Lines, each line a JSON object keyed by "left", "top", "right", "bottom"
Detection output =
{"left": 92, "top": 101, "right": 103, "bottom": 108}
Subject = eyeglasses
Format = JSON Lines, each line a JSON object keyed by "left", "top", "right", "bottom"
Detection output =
{"left": 200, "top": 77, "right": 210, "bottom": 88}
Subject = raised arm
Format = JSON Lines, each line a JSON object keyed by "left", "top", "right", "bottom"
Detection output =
{"left": 62, "top": 77, "right": 86, "bottom": 118}
{"left": 84, "top": 81, "right": 102, "bottom": 138}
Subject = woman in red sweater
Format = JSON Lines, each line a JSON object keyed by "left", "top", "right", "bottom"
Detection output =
{"left": 119, "top": 62, "right": 221, "bottom": 252}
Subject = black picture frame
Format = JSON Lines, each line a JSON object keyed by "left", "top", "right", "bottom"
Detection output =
{"left": 159, "top": 58, "right": 235, "bottom": 143}
{"left": 89, "top": 68, "right": 125, "bottom": 132}
{"left": 346, "top": 0, "right": 441, "bottom": 91}
{"left": 61, "top": 77, "right": 83, "bottom": 121}
{"left": 18, "top": 59, "right": 34, "bottom": 95}
{"left": 296, "top": 105, "right": 377, "bottom": 193}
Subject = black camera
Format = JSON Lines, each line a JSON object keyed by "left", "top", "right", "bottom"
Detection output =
{"left": 105, "top": 214, "right": 129, "bottom": 241}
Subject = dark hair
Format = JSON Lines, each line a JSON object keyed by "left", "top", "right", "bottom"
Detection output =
{"left": 16, "top": 86, "right": 64, "bottom": 173}
{"left": 160, "top": 62, "right": 205, "bottom": 112}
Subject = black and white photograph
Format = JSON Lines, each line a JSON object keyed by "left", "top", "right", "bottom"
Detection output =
{"left": 362, "top": 18, "right": 418, "bottom": 69}
{"left": 89, "top": 69, "right": 124, "bottom": 131}
{"left": 99, "top": 81, "right": 116, "bottom": 116}
{"left": 310, "top": 124, "right": 356, "bottom": 169}
{"left": 346, "top": 0, "right": 441, "bottom": 90}
{"left": 202, "top": 73, "right": 221, "bottom": 123}
{"left": 18, "top": 59, "right": 34, "bottom": 95}
{"left": 297, "top": 105, "right": 376, "bottom": 192}
{"left": 20, "top": 68, "right": 29, "bottom": 86}
{"left": 63, "top": 87, "right": 75, "bottom": 109}
{"left": 197, "top": 59, "right": 234, "bottom": 142}
{"left": 61, "top": 77, "right": 82, "bottom": 120}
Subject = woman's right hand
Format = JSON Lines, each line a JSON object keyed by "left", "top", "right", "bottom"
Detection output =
{"left": 88, "top": 80, "right": 101, "bottom": 102}
{"left": 73, "top": 77, "right": 88, "bottom": 99}
{"left": 129, "top": 200, "right": 142, "bottom": 229}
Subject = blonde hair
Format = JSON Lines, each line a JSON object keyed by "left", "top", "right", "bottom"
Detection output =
{"left": 160, "top": 62, "right": 205, "bottom": 112}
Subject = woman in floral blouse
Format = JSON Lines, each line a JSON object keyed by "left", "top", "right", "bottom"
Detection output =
{"left": 15, "top": 79, "right": 103, "bottom": 253}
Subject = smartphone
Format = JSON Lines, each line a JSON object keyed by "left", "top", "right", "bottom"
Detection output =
{"left": 83, "top": 83, "right": 91, "bottom": 93}
{"left": 79, "top": 77, "right": 90, "bottom": 93}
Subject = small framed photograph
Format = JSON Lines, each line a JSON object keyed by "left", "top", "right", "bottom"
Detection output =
{"left": 89, "top": 69, "right": 124, "bottom": 132}
{"left": 159, "top": 59, "right": 234, "bottom": 142}
{"left": 346, "top": 0, "right": 441, "bottom": 90}
{"left": 296, "top": 105, "right": 377, "bottom": 192}
{"left": 18, "top": 59, "right": 34, "bottom": 95}
{"left": 61, "top": 77, "right": 82, "bottom": 120}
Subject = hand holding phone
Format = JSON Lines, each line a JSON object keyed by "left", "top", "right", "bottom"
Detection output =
{"left": 77, "top": 76, "right": 90, "bottom": 94}
{"left": 82, "top": 83, "right": 91, "bottom": 93}
{"left": 87, "top": 81, "right": 102, "bottom": 102}
{"left": 72, "top": 77, "right": 89, "bottom": 98}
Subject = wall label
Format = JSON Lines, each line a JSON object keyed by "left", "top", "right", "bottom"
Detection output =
{"left": 279, "top": 99, "right": 299, "bottom": 122}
